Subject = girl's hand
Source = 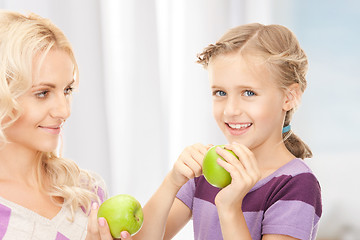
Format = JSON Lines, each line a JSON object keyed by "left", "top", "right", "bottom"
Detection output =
{"left": 214, "top": 143, "right": 261, "bottom": 211}
{"left": 86, "top": 202, "right": 133, "bottom": 240}
{"left": 169, "top": 143, "right": 211, "bottom": 188}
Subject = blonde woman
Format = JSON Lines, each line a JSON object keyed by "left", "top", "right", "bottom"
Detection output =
{"left": 136, "top": 23, "right": 322, "bottom": 240}
{"left": 0, "top": 10, "right": 132, "bottom": 240}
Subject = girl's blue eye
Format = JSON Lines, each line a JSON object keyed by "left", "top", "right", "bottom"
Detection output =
{"left": 214, "top": 90, "right": 226, "bottom": 97}
{"left": 243, "top": 90, "right": 255, "bottom": 97}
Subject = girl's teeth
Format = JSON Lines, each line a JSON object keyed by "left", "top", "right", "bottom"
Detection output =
{"left": 228, "top": 123, "right": 251, "bottom": 129}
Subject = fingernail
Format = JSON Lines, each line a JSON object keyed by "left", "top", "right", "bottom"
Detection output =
{"left": 98, "top": 217, "right": 106, "bottom": 227}
{"left": 121, "top": 231, "right": 130, "bottom": 238}
{"left": 92, "top": 202, "right": 98, "bottom": 210}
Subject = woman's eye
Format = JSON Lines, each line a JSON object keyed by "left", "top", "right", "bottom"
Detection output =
{"left": 64, "top": 87, "right": 74, "bottom": 95}
{"left": 214, "top": 90, "right": 226, "bottom": 97}
{"left": 35, "top": 90, "right": 49, "bottom": 98}
{"left": 243, "top": 90, "right": 255, "bottom": 97}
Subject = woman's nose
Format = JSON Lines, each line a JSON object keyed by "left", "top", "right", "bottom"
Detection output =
{"left": 50, "top": 94, "right": 71, "bottom": 120}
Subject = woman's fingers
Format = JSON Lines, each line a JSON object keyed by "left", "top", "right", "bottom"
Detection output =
{"left": 97, "top": 217, "right": 114, "bottom": 240}
{"left": 120, "top": 231, "right": 133, "bottom": 239}
{"left": 85, "top": 203, "right": 100, "bottom": 240}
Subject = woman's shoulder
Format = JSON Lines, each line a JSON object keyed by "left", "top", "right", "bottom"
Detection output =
{"left": 80, "top": 169, "right": 109, "bottom": 203}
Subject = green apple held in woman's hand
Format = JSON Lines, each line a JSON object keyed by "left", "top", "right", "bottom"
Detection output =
{"left": 202, "top": 145, "right": 237, "bottom": 188}
{"left": 97, "top": 194, "right": 144, "bottom": 238}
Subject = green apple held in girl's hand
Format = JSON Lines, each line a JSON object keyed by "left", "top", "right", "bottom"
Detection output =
{"left": 97, "top": 194, "right": 144, "bottom": 238}
{"left": 202, "top": 145, "right": 237, "bottom": 188}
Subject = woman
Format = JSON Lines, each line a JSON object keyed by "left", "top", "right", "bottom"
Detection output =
{"left": 0, "top": 10, "right": 132, "bottom": 240}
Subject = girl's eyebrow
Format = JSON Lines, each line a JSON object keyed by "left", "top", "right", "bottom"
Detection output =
{"left": 211, "top": 84, "right": 258, "bottom": 89}
{"left": 211, "top": 85, "right": 222, "bottom": 89}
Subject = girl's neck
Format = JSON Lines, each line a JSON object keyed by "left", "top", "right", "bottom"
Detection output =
{"left": 251, "top": 138, "right": 295, "bottom": 174}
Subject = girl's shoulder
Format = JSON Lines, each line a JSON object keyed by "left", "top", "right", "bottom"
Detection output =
{"left": 247, "top": 158, "right": 322, "bottom": 217}
{"left": 251, "top": 158, "right": 318, "bottom": 192}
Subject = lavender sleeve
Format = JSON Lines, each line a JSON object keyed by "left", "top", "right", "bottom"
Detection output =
{"left": 262, "top": 173, "right": 322, "bottom": 240}
{"left": 176, "top": 178, "right": 196, "bottom": 210}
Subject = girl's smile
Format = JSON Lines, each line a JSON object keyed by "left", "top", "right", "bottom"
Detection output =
{"left": 225, "top": 122, "right": 252, "bottom": 136}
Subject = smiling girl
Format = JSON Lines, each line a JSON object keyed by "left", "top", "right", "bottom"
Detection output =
{"left": 135, "top": 23, "right": 322, "bottom": 240}
{"left": 0, "top": 10, "right": 132, "bottom": 240}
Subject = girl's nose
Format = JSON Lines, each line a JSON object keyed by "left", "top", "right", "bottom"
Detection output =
{"left": 224, "top": 97, "right": 241, "bottom": 116}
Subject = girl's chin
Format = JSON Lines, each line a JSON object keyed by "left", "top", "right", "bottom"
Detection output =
{"left": 224, "top": 136, "right": 252, "bottom": 148}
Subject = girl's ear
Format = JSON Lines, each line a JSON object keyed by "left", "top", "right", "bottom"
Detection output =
{"left": 283, "top": 83, "right": 301, "bottom": 111}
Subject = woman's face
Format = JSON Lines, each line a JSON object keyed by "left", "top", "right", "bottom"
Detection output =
{"left": 4, "top": 49, "right": 75, "bottom": 153}
{"left": 208, "top": 53, "right": 291, "bottom": 153}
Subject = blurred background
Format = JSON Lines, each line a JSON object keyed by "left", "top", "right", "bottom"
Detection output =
{"left": 1, "top": 0, "right": 359, "bottom": 239}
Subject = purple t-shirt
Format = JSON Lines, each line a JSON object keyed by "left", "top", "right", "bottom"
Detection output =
{"left": 176, "top": 158, "right": 322, "bottom": 240}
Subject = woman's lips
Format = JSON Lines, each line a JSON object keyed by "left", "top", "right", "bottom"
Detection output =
{"left": 39, "top": 126, "right": 61, "bottom": 135}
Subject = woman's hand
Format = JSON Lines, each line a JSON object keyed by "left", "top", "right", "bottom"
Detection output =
{"left": 86, "top": 202, "right": 133, "bottom": 240}
{"left": 214, "top": 143, "right": 261, "bottom": 211}
{"left": 169, "top": 143, "right": 211, "bottom": 189}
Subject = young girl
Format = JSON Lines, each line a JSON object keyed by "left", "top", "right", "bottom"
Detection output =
{"left": 136, "top": 23, "right": 322, "bottom": 239}
{"left": 0, "top": 10, "right": 132, "bottom": 240}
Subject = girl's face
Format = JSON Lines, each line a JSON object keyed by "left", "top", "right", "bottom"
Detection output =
{"left": 4, "top": 49, "right": 75, "bottom": 153}
{"left": 208, "top": 53, "right": 291, "bottom": 152}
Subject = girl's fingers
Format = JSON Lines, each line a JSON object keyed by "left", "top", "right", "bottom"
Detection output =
{"left": 217, "top": 144, "right": 260, "bottom": 184}
{"left": 200, "top": 143, "right": 214, "bottom": 154}
{"left": 230, "top": 143, "right": 261, "bottom": 179}
{"left": 172, "top": 143, "right": 211, "bottom": 186}
{"left": 181, "top": 144, "right": 207, "bottom": 177}
{"left": 185, "top": 155, "right": 202, "bottom": 177}
{"left": 224, "top": 144, "right": 259, "bottom": 174}
{"left": 233, "top": 143, "right": 258, "bottom": 170}
{"left": 216, "top": 146, "right": 246, "bottom": 173}
{"left": 174, "top": 159, "right": 196, "bottom": 179}
{"left": 216, "top": 152, "right": 247, "bottom": 183}
{"left": 216, "top": 157, "right": 239, "bottom": 178}
{"left": 190, "top": 143, "right": 207, "bottom": 164}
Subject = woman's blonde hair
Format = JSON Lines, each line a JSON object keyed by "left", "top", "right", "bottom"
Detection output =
{"left": 0, "top": 10, "right": 100, "bottom": 218}
{"left": 198, "top": 23, "right": 312, "bottom": 159}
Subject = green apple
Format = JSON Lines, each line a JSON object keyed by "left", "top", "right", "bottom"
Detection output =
{"left": 97, "top": 194, "right": 144, "bottom": 238}
{"left": 202, "top": 145, "right": 237, "bottom": 188}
